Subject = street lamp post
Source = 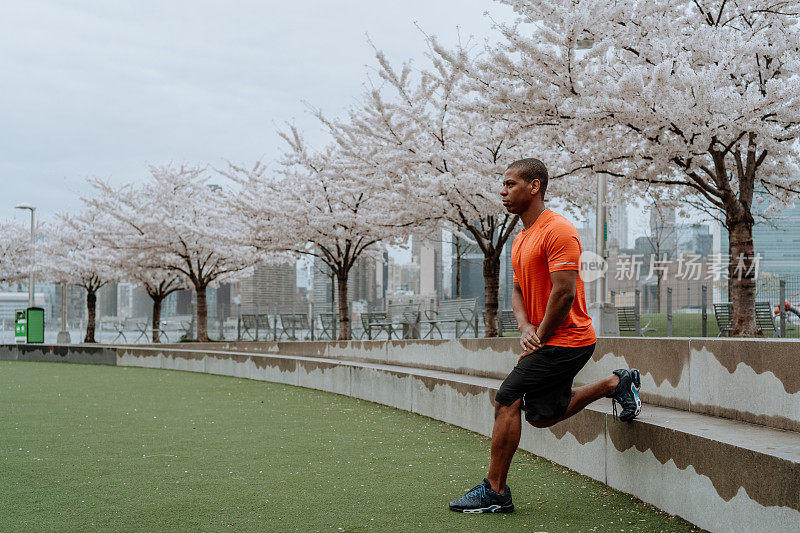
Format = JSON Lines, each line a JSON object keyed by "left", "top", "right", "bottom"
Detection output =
{"left": 575, "top": 39, "right": 620, "bottom": 336}
{"left": 586, "top": 173, "right": 620, "bottom": 336}
{"left": 57, "top": 283, "right": 71, "bottom": 344}
{"left": 596, "top": 173, "right": 608, "bottom": 303}
{"left": 15, "top": 204, "right": 36, "bottom": 308}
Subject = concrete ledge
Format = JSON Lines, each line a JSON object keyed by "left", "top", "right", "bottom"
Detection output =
{"left": 689, "top": 339, "right": 800, "bottom": 432}
{"left": 166, "top": 337, "right": 800, "bottom": 432}
{"left": 112, "top": 345, "right": 799, "bottom": 533}
{"left": 0, "top": 343, "right": 117, "bottom": 365}
{"left": 574, "top": 338, "right": 691, "bottom": 410}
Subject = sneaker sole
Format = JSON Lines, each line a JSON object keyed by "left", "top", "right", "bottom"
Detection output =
{"left": 450, "top": 504, "right": 514, "bottom": 513}
{"left": 621, "top": 369, "right": 642, "bottom": 421}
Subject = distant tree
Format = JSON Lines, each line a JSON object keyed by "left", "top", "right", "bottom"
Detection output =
{"left": 226, "top": 129, "right": 413, "bottom": 340}
{"left": 39, "top": 214, "right": 119, "bottom": 343}
{"left": 86, "top": 165, "right": 261, "bottom": 342}
{"left": 645, "top": 201, "right": 678, "bottom": 313}
{"left": 125, "top": 266, "right": 187, "bottom": 343}
{"left": 486, "top": 0, "right": 800, "bottom": 335}
{"left": 83, "top": 179, "right": 189, "bottom": 342}
{"left": 0, "top": 219, "right": 31, "bottom": 284}
{"left": 317, "top": 48, "right": 549, "bottom": 336}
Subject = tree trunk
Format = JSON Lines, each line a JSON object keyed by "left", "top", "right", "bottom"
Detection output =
{"left": 152, "top": 296, "right": 163, "bottom": 343}
{"left": 456, "top": 255, "right": 462, "bottom": 298}
{"left": 84, "top": 289, "right": 97, "bottom": 343}
{"left": 727, "top": 214, "right": 759, "bottom": 336}
{"left": 196, "top": 285, "right": 209, "bottom": 342}
{"left": 656, "top": 273, "right": 663, "bottom": 314}
{"left": 482, "top": 254, "right": 501, "bottom": 337}
{"left": 335, "top": 272, "right": 350, "bottom": 341}
{"left": 455, "top": 236, "right": 462, "bottom": 298}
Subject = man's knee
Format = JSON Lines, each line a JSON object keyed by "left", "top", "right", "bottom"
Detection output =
{"left": 494, "top": 398, "right": 521, "bottom": 418}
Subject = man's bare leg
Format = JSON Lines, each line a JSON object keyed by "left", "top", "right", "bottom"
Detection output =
{"left": 530, "top": 374, "right": 618, "bottom": 428}
{"left": 485, "top": 399, "right": 522, "bottom": 493}
{"left": 485, "top": 374, "right": 619, "bottom": 493}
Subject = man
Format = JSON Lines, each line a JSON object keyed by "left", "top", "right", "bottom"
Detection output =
{"left": 449, "top": 158, "right": 642, "bottom": 514}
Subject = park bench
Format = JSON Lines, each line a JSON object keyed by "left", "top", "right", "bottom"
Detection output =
{"left": 755, "top": 301, "right": 779, "bottom": 337}
{"left": 240, "top": 314, "right": 258, "bottom": 340}
{"left": 617, "top": 306, "right": 655, "bottom": 336}
{"left": 367, "top": 304, "right": 421, "bottom": 340}
{"left": 112, "top": 316, "right": 171, "bottom": 343}
{"left": 114, "top": 316, "right": 150, "bottom": 343}
{"left": 316, "top": 312, "right": 338, "bottom": 340}
{"left": 714, "top": 302, "right": 780, "bottom": 337}
{"left": 361, "top": 311, "right": 389, "bottom": 340}
{"left": 240, "top": 313, "right": 275, "bottom": 340}
{"left": 257, "top": 314, "right": 276, "bottom": 340}
{"left": 422, "top": 298, "right": 478, "bottom": 339}
{"left": 279, "top": 313, "right": 309, "bottom": 340}
{"left": 156, "top": 314, "right": 193, "bottom": 342}
{"left": 498, "top": 309, "right": 519, "bottom": 336}
{"left": 110, "top": 318, "right": 128, "bottom": 343}
{"left": 713, "top": 303, "right": 732, "bottom": 337}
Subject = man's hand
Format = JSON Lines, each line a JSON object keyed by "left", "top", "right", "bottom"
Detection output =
{"left": 518, "top": 324, "right": 541, "bottom": 361}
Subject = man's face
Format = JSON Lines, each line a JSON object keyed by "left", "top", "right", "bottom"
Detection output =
{"left": 500, "top": 168, "right": 537, "bottom": 214}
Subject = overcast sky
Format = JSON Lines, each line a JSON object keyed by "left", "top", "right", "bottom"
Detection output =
{"left": 1, "top": 0, "right": 660, "bottom": 253}
{"left": 0, "top": 1, "right": 516, "bottom": 222}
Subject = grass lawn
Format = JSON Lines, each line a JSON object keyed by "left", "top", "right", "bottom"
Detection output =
{"left": 1, "top": 361, "right": 702, "bottom": 532}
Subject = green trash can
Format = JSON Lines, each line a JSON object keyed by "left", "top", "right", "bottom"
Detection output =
{"left": 14, "top": 309, "right": 27, "bottom": 343}
{"left": 26, "top": 307, "right": 45, "bottom": 343}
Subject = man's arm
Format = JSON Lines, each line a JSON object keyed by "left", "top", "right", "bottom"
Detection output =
{"left": 535, "top": 270, "right": 577, "bottom": 345}
{"left": 512, "top": 282, "right": 540, "bottom": 354}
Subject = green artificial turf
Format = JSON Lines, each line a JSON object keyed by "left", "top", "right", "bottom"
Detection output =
{"left": 1, "top": 361, "right": 702, "bottom": 532}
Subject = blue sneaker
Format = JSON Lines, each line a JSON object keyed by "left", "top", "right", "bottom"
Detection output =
{"left": 449, "top": 478, "right": 514, "bottom": 513}
{"left": 611, "top": 369, "right": 642, "bottom": 421}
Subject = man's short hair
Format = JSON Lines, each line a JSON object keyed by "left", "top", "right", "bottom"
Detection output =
{"left": 507, "top": 158, "right": 548, "bottom": 200}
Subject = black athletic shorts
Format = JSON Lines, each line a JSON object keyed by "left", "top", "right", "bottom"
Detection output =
{"left": 495, "top": 343, "right": 595, "bottom": 422}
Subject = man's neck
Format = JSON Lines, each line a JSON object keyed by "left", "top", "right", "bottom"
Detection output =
{"left": 520, "top": 202, "right": 547, "bottom": 230}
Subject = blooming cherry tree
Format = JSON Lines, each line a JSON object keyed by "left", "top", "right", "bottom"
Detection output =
{"left": 39, "top": 214, "right": 119, "bottom": 343}
{"left": 487, "top": 0, "right": 800, "bottom": 335}
{"left": 86, "top": 165, "right": 262, "bottom": 342}
{"left": 319, "top": 48, "right": 576, "bottom": 336}
{"left": 0, "top": 219, "right": 32, "bottom": 284}
{"left": 226, "top": 128, "right": 412, "bottom": 340}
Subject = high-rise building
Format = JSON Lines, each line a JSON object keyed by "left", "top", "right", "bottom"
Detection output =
{"left": 312, "top": 257, "right": 335, "bottom": 311}
{"left": 313, "top": 256, "right": 380, "bottom": 312}
{"left": 240, "top": 262, "right": 298, "bottom": 314}
{"left": 609, "top": 204, "right": 629, "bottom": 250}
{"left": 412, "top": 233, "right": 443, "bottom": 300}
{"left": 720, "top": 200, "right": 800, "bottom": 275}
{"left": 350, "top": 256, "right": 377, "bottom": 304}
{"left": 649, "top": 206, "right": 677, "bottom": 259}
{"left": 499, "top": 227, "right": 521, "bottom": 310}
{"left": 577, "top": 224, "right": 595, "bottom": 254}
{"left": 387, "top": 259, "right": 420, "bottom": 295}
{"left": 451, "top": 239, "right": 484, "bottom": 305}
{"left": 116, "top": 282, "right": 134, "bottom": 318}
{"left": 677, "top": 223, "right": 713, "bottom": 258}
{"left": 97, "top": 282, "right": 118, "bottom": 318}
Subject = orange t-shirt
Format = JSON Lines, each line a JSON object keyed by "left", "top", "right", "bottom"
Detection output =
{"left": 512, "top": 209, "right": 596, "bottom": 348}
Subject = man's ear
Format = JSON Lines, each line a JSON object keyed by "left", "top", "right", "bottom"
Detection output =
{"left": 529, "top": 179, "right": 540, "bottom": 197}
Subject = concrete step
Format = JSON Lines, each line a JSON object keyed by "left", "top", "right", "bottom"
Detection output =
{"left": 159, "top": 337, "right": 800, "bottom": 433}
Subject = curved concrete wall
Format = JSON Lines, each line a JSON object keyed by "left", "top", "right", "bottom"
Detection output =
{"left": 147, "top": 336, "right": 800, "bottom": 431}
{"left": 2, "top": 339, "right": 799, "bottom": 533}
